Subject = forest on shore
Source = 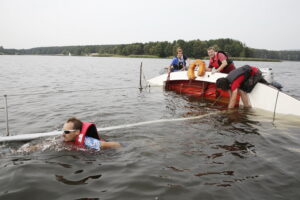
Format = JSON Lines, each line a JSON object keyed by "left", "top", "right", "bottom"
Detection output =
{"left": 1, "top": 38, "right": 300, "bottom": 61}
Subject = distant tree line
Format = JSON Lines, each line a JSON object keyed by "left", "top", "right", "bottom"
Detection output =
{"left": 248, "top": 48, "right": 300, "bottom": 61}
{"left": 1, "top": 38, "right": 300, "bottom": 61}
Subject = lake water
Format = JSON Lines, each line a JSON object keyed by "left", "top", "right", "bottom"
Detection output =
{"left": 0, "top": 55, "right": 300, "bottom": 200}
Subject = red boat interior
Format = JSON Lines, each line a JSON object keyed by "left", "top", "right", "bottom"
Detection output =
{"left": 164, "top": 80, "right": 240, "bottom": 106}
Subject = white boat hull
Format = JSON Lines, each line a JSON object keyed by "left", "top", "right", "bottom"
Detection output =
{"left": 148, "top": 71, "right": 300, "bottom": 117}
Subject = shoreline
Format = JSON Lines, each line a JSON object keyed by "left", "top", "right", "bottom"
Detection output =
{"left": 90, "top": 54, "right": 282, "bottom": 62}
{"left": 0, "top": 53, "right": 281, "bottom": 62}
{"left": 92, "top": 54, "right": 281, "bottom": 62}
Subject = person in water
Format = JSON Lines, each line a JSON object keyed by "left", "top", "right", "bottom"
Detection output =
{"left": 63, "top": 117, "right": 121, "bottom": 150}
{"left": 167, "top": 47, "right": 188, "bottom": 79}
{"left": 206, "top": 46, "right": 236, "bottom": 74}
{"left": 216, "top": 65, "right": 268, "bottom": 109}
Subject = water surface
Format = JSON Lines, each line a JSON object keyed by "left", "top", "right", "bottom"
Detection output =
{"left": 0, "top": 55, "right": 300, "bottom": 200}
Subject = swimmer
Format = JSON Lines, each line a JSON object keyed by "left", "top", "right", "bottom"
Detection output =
{"left": 16, "top": 117, "right": 121, "bottom": 153}
{"left": 62, "top": 117, "right": 121, "bottom": 150}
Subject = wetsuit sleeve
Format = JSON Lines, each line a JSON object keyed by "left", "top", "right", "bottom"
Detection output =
{"left": 84, "top": 136, "right": 101, "bottom": 150}
{"left": 231, "top": 75, "right": 245, "bottom": 91}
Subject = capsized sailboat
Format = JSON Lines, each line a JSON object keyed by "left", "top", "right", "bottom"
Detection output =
{"left": 147, "top": 62, "right": 300, "bottom": 117}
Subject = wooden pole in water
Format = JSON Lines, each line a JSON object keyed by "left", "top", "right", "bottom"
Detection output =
{"left": 139, "top": 62, "right": 143, "bottom": 90}
{"left": 3, "top": 95, "right": 9, "bottom": 136}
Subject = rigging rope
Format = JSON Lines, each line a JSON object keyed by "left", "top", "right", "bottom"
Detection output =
{"left": 1, "top": 86, "right": 139, "bottom": 97}
{"left": 0, "top": 111, "right": 226, "bottom": 142}
{"left": 272, "top": 89, "right": 280, "bottom": 122}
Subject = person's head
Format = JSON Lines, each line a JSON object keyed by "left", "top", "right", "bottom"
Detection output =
{"left": 62, "top": 117, "right": 83, "bottom": 142}
{"left": 207, "top": 46, "right": 217, "bottom": 58}
{"left": 216, "top": 78, "right": 230, "bottom": 91}
{"left": 176, "top": 47, "right": 183, "bottom": 58}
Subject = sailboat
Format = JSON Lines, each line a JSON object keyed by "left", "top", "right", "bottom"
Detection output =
{"left": 148, "top": 61, "right": 300, "bottom": 117}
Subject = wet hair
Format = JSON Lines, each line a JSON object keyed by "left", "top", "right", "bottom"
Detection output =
{"left": 177, "top": 47, "right": 183, "bottom": 53}
{"left": 207, "top": 46, "right": 218, "bottom": 52}
{"left": 216, "top": 78, "right": 230, "bottom": 90}
{"left": 66, "top": 117, "right": 83, "bottom": 131}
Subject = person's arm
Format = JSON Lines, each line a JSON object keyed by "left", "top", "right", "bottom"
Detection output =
{"left": 206, "top": 67, "right": 212, "bottom": 72}
{"left": 167, "top": 65, "right": 172, "bottom": 80}
{"left": 85, "top": 136, "right": 121, "bottom": 150}
{"left": 186, "top": 58, "right": 190, "bottom": 67}
{"left": 101, "top": 141, "right": 121, "bottom": 149}
{"left": 181, "top": 59, "right": 187, "bottom": 71}
{"left": 206, "top": 59, "right": 213, "bottom": 72}
{"left": 212, "top": 53, "right": 228, "bottom": 73}
{"left": 228, "top": 89, "right": 238, "bottom": 109}
{"left": 167, "top": 58, "right": 176, "bottom": 79}
{"left": 16, "top": 143, "right": 41, "bottom": 153}
{"left": 215, "top": 60, "right": 228, "bottom": 73}
{"left": 239, "top": 90, "right": 251, "bottom": 107}
{"left": 181, "top": 57, "right": 189, "bottom": 71}
{"left": 228, "top": 76, "right": 244, "bottom": 108}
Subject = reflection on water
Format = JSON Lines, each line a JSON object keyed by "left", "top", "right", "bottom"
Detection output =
{"left": 0, "top": 56, "right": 300, "bottom": 200}
{"left": 55, "top": 174, "right": 102, "bottom": 185}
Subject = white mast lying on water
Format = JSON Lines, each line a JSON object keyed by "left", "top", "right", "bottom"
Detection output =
{"left": 0, "top": 112, "right": 224, "bottom": 142}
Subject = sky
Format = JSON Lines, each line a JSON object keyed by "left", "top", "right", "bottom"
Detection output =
{"left": 0, "top": 0, "right": 300, "bottom": 50}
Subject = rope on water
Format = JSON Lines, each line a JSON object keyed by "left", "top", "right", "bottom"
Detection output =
{"left": 0, "top": 110, "right": 227, "bottom": 142}
{"left": 1, "top": 86, "right": 139, "bottom": 97}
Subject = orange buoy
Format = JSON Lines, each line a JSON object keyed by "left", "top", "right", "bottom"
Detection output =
{"left": 187, "top": 59, "right": 206, "bottom": 80}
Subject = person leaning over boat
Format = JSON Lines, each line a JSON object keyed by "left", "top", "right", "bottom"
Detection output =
{"left": 167, "top": 48, "right": 188, "bottom": 80}
{"left": 63, "top": 117, "right": 121, "bottom": 150}
{"left": 216, "top": 65, "right": 268, "bottom": 109}
{"left": 206, "top": 46, "right": 236, "bottom": 74}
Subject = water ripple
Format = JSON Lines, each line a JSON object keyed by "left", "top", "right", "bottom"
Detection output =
{"left": 0, "top": 56, "right": 300, "bottom": 200}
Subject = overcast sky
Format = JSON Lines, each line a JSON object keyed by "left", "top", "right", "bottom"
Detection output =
{"left": 1, "top": 0, "right": 299, "bottom": 50}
